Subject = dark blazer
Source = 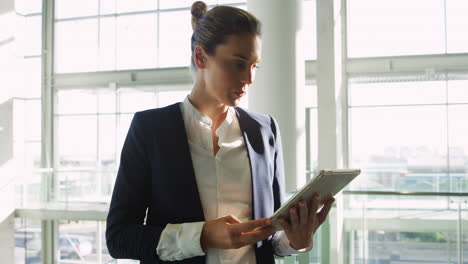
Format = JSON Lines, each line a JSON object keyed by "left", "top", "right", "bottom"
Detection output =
{"left": 106, "top": 103, "right": 285, "bottom": 264}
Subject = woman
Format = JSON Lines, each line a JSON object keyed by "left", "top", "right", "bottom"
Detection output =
{"left": 106, "top": 2, "right": 335, "bottom": 263}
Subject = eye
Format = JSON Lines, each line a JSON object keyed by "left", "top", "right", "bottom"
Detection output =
{"left": 236, "top": 62, "right": 246, "bottom": 70}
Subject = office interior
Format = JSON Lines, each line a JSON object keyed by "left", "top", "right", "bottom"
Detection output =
{"left": 0, "top": 0, "right": 467, "bottom": 263}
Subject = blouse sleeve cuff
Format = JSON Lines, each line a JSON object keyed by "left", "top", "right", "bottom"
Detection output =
{"left": 156, "top": 221, "right": 206, "bottom": 261}
{"left": 272, "top": 231, "right": 313, "bottom": 256}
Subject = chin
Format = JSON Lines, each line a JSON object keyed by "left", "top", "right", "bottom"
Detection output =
{"left": 225, "top": 97, "right": 241, "bottom": 107}
{"left": 232, "top": 98, "right": 243, "bottom": 107}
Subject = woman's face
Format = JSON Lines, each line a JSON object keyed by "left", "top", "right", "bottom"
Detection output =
{"left": 203, "top": 33, "right": 262, "bottom": 107}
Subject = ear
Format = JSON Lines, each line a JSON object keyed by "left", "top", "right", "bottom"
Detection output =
{"left": 193, "top": 45, "right": 207, "bottom": 69}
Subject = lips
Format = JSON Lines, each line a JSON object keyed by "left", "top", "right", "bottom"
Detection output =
{"left": 235, "top": 90, "right": 246, "bottom": 97}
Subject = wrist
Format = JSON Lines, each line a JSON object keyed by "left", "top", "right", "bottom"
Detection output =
{"left": 200, "top": 222, "right": 208, "bottom": 252}
{"left": 289, "top": 240, "right": 312, "bottom": 252}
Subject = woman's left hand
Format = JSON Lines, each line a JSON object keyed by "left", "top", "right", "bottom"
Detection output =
{"left": 278, "top": 193, "right": 335, "bottom": 250}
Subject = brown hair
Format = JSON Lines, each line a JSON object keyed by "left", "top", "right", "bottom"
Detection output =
{"left": 190, "top": 1, "right": 261, "bottom": 70}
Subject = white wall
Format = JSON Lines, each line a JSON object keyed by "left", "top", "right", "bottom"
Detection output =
{"left": 0, "top": 0, "right": 17, "bottom": 263}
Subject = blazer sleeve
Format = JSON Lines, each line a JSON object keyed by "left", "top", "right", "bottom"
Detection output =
{"left": 106, "top": 112, "right": 163, "bottom": 261}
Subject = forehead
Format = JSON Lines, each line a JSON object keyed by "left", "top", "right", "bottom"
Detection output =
{"left": 215, "top": 33, "right": 262, "bottom": 61}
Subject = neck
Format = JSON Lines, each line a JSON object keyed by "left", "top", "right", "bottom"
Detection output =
{"left": 189, "top": 79, "right": 229, "bottom": 126}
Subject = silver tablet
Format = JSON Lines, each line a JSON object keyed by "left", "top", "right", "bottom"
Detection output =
{"left": 270, "top": 169, "right": 361, "bottom": 230}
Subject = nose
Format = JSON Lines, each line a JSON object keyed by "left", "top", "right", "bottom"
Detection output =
{"left": 241, "top": 67, "right": 255, "bottom": 85}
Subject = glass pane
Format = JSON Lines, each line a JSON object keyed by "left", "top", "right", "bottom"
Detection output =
{"left": 25, "top": 142, "right": 41, "bottom": 169}
{"left": 17, "top": 15, "right": 42, "bottom": 56}
{"left": 56, "top": 89, "right": 98, "bottom": 115}
{"left": 159, "top": 10, "right": 192, "bottom": 67}
{"left": 347, "top": 0, "right": 445, "bottom": 57}
{"left": 464, "top": 204, "right": 468, "bottom": 262}
{"left": 349, "top": 106, "right": 448, "bottom": 192}
{"left": 55, "top": 0, "right": 98, "bottom": 19}
{"left": 118, "top": 88, "right": 156, "bottom": 112}
{"left": 304, "top": 84, "right": 317, "bottom": 108}
{"left": 15, "top": 219, "right": 42, "bottom": 264}
{"left": 100, "top": 0, "right": 116, "bottom": 15}
{"left": 12, "top": 99, "right": 25, "bottom": 143}
{"left": 159, "top": 0, "right": 216, "bottom": 9}
{"left": 98, "top": 17, "right": 116, "bottom": 71}
{"left": 116, "top": 0, "right": 156, "bottom": 13}
{"left": 217, "top": 0, "right": 246, "bottom": 4}
{"left": 448, "top": 105, "right": 468, "bottom": 193}
{"left": 99, "top": 115, "right": 116, "bottom": 164}
{"left": 15, "top": 169, "right": 45, "bottom": 208}
{"left": 58, "top": 221, "right": 112, "bottom": 264}
{"left": 352, "top": 231, "right": 458, "bottom": 264}
{"left": 116, "top": 14, "right": 157, "bottom": 70}
{"left": 303, "top": 0, "right": 317, "bottom": 60}
{"left": 18, "top": 57, "right": 42, "bottom": 99}
{"left": 55, "top": 19, "right": 98, "bottom": 73}
{"left": 56, "top": 171, "right": 100, "bottom": 202}
{"left": 15, "top": 0, "right": 42, "bottom": 15}
{"left": 117, "top": 113, "right": 134, "bottom": 162}
{"left": 25, "top": 99, "right": 41, "bottom": 141}
{"left": 306, "top": 107, "right": 318, "bottom": 181}
{"left": 57, "top": 115, "right": 97, "bottom": 168}
{"left": 446, "top": 0, "right": 468, "bottom": 53}
{"left": 349, "top": 80, "right": 446, "bottom": 106}
{"left": 157, "top": 90, "right": 189, "bottom": 107}
{"left": 98, "top": 89, "right": 116, "bottom": 113}
{"left": 448, "top": 80, "right": 468, "bottom": 103}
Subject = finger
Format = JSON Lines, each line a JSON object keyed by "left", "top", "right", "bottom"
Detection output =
{"left": 308, "top": 193, "right": 321, "bottom": 222}
{"left": 298, "top": 200, "right": 308, "bottom": 225}
{"left": 238, "top": 226, "right": 276, "bottom": 245}
{"left": 317, "top": 198, "right": 335, "bottom": 224}
{"left": 289, "top": 207, "right": 299, "bottom": 228}
{"left": 278, "top": 218, "right": 291, "bottom": 233}
{"left": 230, "top": 218, "right": 271, "bottom": 233}
{"left": 224, "top": 215, "right": 241, "bottom": 225}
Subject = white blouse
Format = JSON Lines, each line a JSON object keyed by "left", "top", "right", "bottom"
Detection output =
{"left": 156, "top": 96, "right": 307, "bottom": 263}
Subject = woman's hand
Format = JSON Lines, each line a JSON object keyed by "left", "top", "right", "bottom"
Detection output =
{"left": 200, "top": 215, "right": 276, "bottom": 251}
{"left": 278, "top": 193, "right": 335, "bottom": 250}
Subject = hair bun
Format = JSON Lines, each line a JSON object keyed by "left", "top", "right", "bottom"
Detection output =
{"left": 191, "top": 1, "right": 207, "bottom": 30}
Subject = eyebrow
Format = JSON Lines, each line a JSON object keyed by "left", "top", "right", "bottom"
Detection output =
{"left": 233, "top": 53, "right": 260, "bottom": 63}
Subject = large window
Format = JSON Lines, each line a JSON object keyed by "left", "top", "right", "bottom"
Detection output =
{"left": 53, "top": 0, "right": 247, "bottom": 73}
{"left": 58, "top": 220, "right": 110, "bottom": 264}
{"left": 10, "top": 0, "right": 43, "bottom": 182}
{"left": 347, "top": 0, "right": 468, "bottom": 57}
{"left": 15, "top": 219, "right": 42, "bottom": 264}
{"left": 53, "top": 85, "right": 190, "bottom": 203}
{"left": 348, "top": 74, "right": 468, "bottom": 193}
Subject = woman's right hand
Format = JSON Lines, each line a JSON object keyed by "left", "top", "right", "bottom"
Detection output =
{"left": 200, "top": 215, "right": 276, "bottom": 251}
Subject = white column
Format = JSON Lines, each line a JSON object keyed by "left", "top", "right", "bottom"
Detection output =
{"left": 247, "top": 0, "right": 306, "bottom": 192}
{"left": 316, "top": 0, "right": 347, "bottom": 263}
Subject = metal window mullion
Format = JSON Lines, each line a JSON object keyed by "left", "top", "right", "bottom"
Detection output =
{"left": 41, "top": 219, "right": 57, "bottom": 264}
{"left": 457, "top": 201, "right": 462, "bottom": 264}
{"left": 443, "top": 0, "right": 448, "bottom": 54}
{"left": 41, "top": 0, "right": 56, "bottom": 263}
{"left": 156, "top": 5, "right": 160, "bottom": 68}
{"left": 341, "top": 0, "right": 349, "bottom": 170}
{"left": 41, "top": 0, "right": 55, "bottom": 188}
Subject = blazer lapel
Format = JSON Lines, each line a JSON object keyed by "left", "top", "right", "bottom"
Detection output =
{"left": 235, "top": 108, "right": 273, "bottom": 221}
{"left": 159, "top": 103, "right": 205, "bottom": 222}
